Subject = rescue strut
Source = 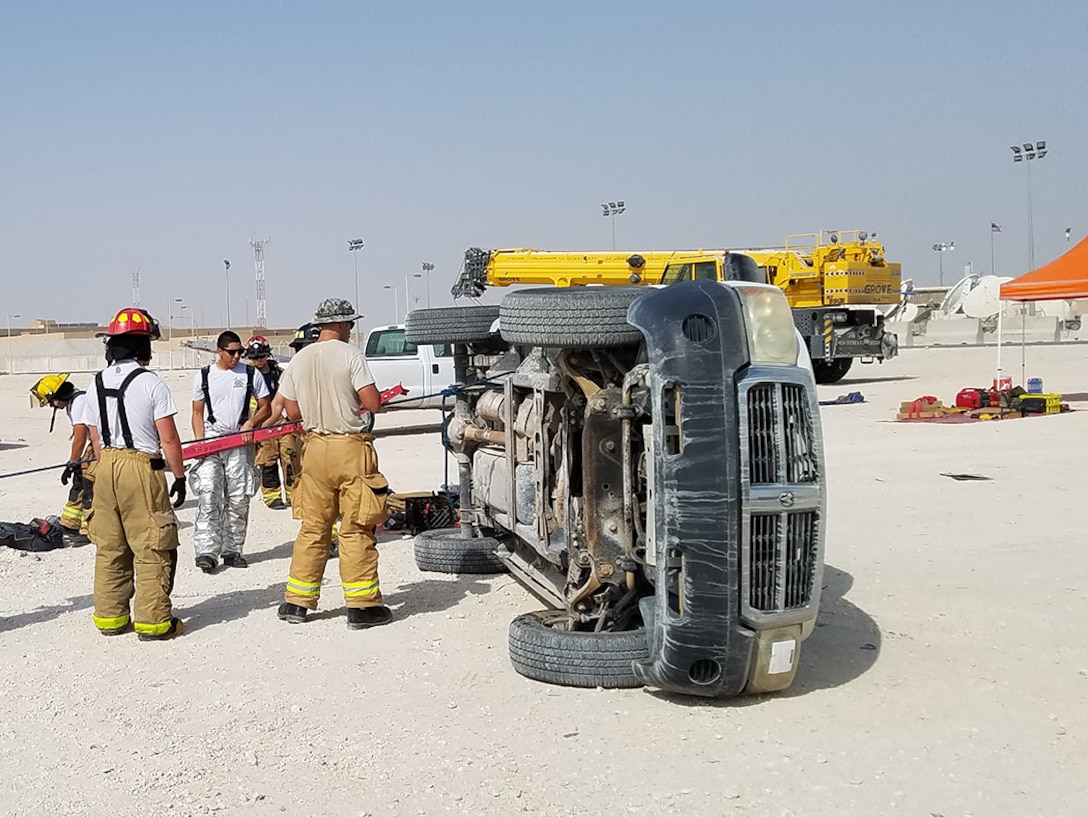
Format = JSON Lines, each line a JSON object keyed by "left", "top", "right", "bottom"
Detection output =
{"left": 181, "top": 384, "right": 408, "bottom": 460}
{"left": 181, "top": 422, "right": 302, "bottom": 460}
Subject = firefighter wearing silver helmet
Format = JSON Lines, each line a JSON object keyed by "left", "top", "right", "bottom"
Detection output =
{"left": 277, "top": 298, "right": 392, "bottom": 629}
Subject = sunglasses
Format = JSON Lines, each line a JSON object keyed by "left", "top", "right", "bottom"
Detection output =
{"left": 220, "top": 347, "right": 243, "bottom": 356}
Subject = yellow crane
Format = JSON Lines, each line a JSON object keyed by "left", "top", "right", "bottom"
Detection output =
{"left": 451, "top": 231, "right": 900, "bottom": 384}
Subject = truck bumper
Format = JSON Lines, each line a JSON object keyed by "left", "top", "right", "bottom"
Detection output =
{"left": 626, "top": 281, "right": 824, "bottom": 698}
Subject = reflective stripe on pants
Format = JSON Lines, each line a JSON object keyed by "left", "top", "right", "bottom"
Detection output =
{"left": 284, "top": 433, "right": 385, "bottom": 610}
{"left": 88, "top": 447, "right": 180, "bottom": 634}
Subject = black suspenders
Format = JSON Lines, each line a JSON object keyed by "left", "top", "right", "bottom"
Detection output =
{"left": 201, "top": 365, "right": 254, "bottom": 426}
{"left": 95, "top": 367, "right": 151, "bottom": 449}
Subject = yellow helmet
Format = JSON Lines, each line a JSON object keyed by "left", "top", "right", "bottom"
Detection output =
{"left": 30, "top": 373, "right": 71, "bottom": 407}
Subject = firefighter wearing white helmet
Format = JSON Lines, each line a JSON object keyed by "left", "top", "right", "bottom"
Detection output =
{"left": 246, "top": 334, "right": 298, "bottom": 509}
{"left": 189, "top": 331, "right": 272, "bottom": 573}
{"left": 83, "top": 307, "right": 186, "bottom": 640}
{"left": 30, "top": 372, "right": 95, "bottom": 546}
{"left": 277, "top": 298, "right": 392, "bottom": 629}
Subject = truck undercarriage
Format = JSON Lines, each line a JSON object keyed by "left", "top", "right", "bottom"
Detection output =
{"left": 405, "top": 280, "right": 826, "bottom": 698}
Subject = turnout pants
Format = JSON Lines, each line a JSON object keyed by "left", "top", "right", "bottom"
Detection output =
{"left": 285, "top": 433, "right": 389, "bottom": 610}
{"left": 190, "top": 446, "right": 258, "bottom": 561}
{"left": 88, "top": 448, "right": 180, "bottom": 636}
{"left": 60, "top": 442, "right": 95, "bottom": 535}
{"left": 254, "top": 432, "right": 300, "bottom": 506}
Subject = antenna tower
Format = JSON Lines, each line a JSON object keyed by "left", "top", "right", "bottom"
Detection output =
{"left": 132, "top": 268, "right": 141, "bottom": 306}
{"left": 250, "top": 237, "right": 270, "bottom": 328}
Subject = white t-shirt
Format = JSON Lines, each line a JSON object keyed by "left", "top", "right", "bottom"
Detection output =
{"left": 84, "top": 360, "right": 179, "bottom": 455}
{"left": 66, "top": 390, "right": 91, "bottom": 427}
{"left": 192, "top": 362, "right": 270, "bottom": 435}
{"left": 279, "top": 339, "right": 375, "bottom": 434}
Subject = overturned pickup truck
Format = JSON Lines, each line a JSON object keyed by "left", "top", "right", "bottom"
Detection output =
{"left": 405, "top": 279, "right": 825, "bottom": 698}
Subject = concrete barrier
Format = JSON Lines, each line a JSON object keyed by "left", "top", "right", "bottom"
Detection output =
{"left": 885, "top": 320, "right": 915, "bottom": 349}
{"left": 919, "top": 318, "right": 982, "bottom": 346}
{"left": 983, "top": 315, "right": 1061, "bottom": 345}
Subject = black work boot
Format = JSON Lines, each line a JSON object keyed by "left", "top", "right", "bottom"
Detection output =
{"left": 277, "top": 603, "right": 308, "bottom": 624}
{"left": 346, "top": 606, "right": 393, "bottom": 630}
{"left": 195, "top": 555, "right": 217, "bottom": 574}
{"left": 137, "top": 617, "right": 184, "bottom": 642}
{"left": 222, "top": 553, "right": 248, "bottom": 568}
{"left": 62, "top": 530, "right": 92, "bottom": 548}
{"left": 267, "top": 498, "right": 287, "bottom": 510}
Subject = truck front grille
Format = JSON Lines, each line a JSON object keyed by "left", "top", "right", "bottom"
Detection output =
{"left": 747, "top": 383, "right": 818, "bottom": 485}
{"left": 749, "top": 511, "right": 819, "bottom": 612}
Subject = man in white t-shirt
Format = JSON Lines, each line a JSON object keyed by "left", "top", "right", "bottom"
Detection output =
{"left": 276, "top": 298, "right": 392, "bottom": 630}
{"left": 190, "top": 331, "right": 271, "bottom": 573}
{"left": 83, "top": 307, "right": 187, "bottom": 641}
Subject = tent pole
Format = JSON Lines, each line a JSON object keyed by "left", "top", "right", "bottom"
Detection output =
{"left": 1021, "top": 307, "right": 1027, "bottom": 386}
{"left": 996, "top": 300, "right": 1004, "bottom": 387}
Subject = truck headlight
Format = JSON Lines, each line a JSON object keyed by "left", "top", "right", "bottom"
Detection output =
{"left": 737, "top": 285, "right": 797, "bottom": 365}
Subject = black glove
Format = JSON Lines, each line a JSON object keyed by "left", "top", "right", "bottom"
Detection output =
{"left": 169, "top": 476, "right": 187, "bottom": 508}
{"left": 60, "top": 462, "right": 80, "bottom": 486}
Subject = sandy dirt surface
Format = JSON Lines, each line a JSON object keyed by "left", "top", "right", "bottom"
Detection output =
{"left": 1, "top": 345, "right": 1086, "bottom": 817}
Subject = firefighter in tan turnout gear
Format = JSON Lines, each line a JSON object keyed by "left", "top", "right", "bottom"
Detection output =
{"left": 30, "top": 373, "right": 95, "bottom": 547}
{"left": 277, "top": 298, "right": 392, "bottom": 629}
{"left": 83, "top": 307, "right": 187, "bottom": 640}
{"left": 245, "top": 334, "right": 298, "bottom": 509}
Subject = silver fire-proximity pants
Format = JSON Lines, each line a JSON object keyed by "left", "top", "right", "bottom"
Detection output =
{"left": 190, "top": 446, "right": 258, "bottom": 560}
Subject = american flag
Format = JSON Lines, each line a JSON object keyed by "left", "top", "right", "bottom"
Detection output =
{"left": 991, "top": 222, "right": 1002, "bottom": 233}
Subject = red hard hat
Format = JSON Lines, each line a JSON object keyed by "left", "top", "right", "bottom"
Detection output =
{"left": 105, "top": 308, "right": 154, "bottom": 337}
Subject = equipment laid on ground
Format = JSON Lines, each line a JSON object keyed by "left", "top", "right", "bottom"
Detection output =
{"left": 451, "top": 230, "right": 900, "bottom": 383}
{"left": 406, "top": 278, "right": 826, "bottom": 699}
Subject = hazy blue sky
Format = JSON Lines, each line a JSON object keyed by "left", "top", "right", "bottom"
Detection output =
{"left": 2, "top": 1, "right": 1085, "bottom": 332}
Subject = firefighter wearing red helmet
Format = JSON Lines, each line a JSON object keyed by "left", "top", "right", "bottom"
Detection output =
{"left": 245, "top": 335, "right": 299, "bottom": 509}
{"left": 82, "top": 307, "right": 186, "bottom": 640}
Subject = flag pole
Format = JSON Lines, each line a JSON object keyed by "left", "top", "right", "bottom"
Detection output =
{"left": 990, "top": 228, "right": 995, "bottom": 276}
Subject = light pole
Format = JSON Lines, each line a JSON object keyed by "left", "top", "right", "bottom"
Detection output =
{"left": 168, "top": 298, "right": 183, "bottom": 370}
{"left": 405, "top": 272, "right": 423, "bottom": 313}
{"left": 601, "top": 200, "right": 626, "bottom": 250}
{"left": 178, "top": 304, "right": 192, "bottom": 368}
{"left": 421, "top": 262, "right": 434, "bottom": 308}
{"left": 932, "top": 242, "right": 955, "bottom": 286}
{"left": 223, "top": 259, "right": 231, "bottom": 329}
{"left": 383, "top": 285, "right": 400, "bottom": 323}
{"left": 1010, "top": 141, "right": 1047, "bottom": 272}
{"left": 348, "top": 238, "right": 364, "bottom": 310}
{"left": 6, "top": 313, "right": 20, "bottom": 375}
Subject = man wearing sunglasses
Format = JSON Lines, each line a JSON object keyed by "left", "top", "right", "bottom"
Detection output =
{"left": 190, "top": 331, "right": 271, "bottom": 573}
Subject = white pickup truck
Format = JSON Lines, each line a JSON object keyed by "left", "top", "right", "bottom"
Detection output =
{"left": 362, "top": 324, "right": 455, "bottom": 410}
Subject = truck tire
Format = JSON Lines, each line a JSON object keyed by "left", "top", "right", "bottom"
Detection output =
{"left": 404, "top": 305, "right": 500, "bottom": 345}
{"left": 508, "top": 610, "right": 649, "bottom": 689}
{"left": 812, "top": 358, "right": 853, "bottom": 384}
{"left": 500, "top": 287, "right": 645, "bottom": 347}
{"left": 413, "top": 527, "right": 508, "bottom": 574}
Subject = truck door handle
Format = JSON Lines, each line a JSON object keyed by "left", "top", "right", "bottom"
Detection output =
{"left": 432, "top": 364, "right": 439, "bottom": 374}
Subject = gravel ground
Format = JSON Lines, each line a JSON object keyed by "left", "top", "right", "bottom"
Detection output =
{"left": 1, "top": 344, "right": 1086, "bottom": 817}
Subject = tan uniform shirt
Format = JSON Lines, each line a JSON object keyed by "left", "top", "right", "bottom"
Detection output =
{"left": 279, "top": 339, "right": 375, "bottom": 434}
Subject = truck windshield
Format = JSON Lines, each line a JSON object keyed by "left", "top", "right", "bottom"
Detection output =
{"left": 661, "top": 260, "right": 718, "bottom": 285}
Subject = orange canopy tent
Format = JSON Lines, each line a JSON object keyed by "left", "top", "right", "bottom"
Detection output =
{"left": 1000, "top": 235, "right": 1088, "bottom": 301}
